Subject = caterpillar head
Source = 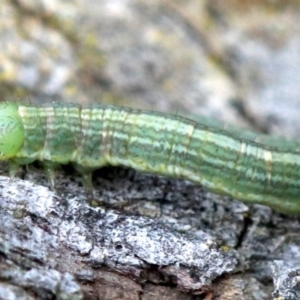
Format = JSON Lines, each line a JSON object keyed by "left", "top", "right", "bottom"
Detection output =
{"left": 0, "top": 102, "right": 24, "bottom": 160}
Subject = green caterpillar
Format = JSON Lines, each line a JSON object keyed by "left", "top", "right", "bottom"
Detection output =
{"left": 1, "top": 101, "right": 300, "bottom": 214}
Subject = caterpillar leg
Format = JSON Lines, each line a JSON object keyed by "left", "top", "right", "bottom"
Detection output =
{"left": 73, "top": 164, "right": 103, "bottom": 207}
{"left": 9, "top": 157, "right": 36, "bottom": 181}
{"left": 43, "top": 161, "right": 60, "bottom": 189}
{"left": 8, "top": 160, "right": 21, "bottom": 179}
{"left": 81, "top": 172, "right": 94, "bottom": 192}
{"left": 73, "top": 164, "right": 94, "bottom": 192}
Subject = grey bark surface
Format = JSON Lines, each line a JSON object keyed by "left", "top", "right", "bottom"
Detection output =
{"left": 0, "top": 168, "right": 242, "bottom": 300}
{"left": 1, "top": 163, "right": 299, "bottom": 299}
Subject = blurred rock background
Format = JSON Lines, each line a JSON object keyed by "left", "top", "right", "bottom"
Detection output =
{"left": 2, "top": 0, "right": 300, "bottom": 136}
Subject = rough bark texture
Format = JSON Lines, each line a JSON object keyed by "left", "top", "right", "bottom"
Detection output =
{"left": 0, "top": 168, "right": 241, "bottom": 300}
{"left": 0, "top": 163, "right": 299, "bottom": 299}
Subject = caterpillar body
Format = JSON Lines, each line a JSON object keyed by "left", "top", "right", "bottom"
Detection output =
{"left": 0, "top": 101, "right": 300, "bottom": 214}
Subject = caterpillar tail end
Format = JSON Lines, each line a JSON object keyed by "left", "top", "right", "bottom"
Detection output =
{"left": 0, "top": 102, "right": 25, "bottom": 160}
